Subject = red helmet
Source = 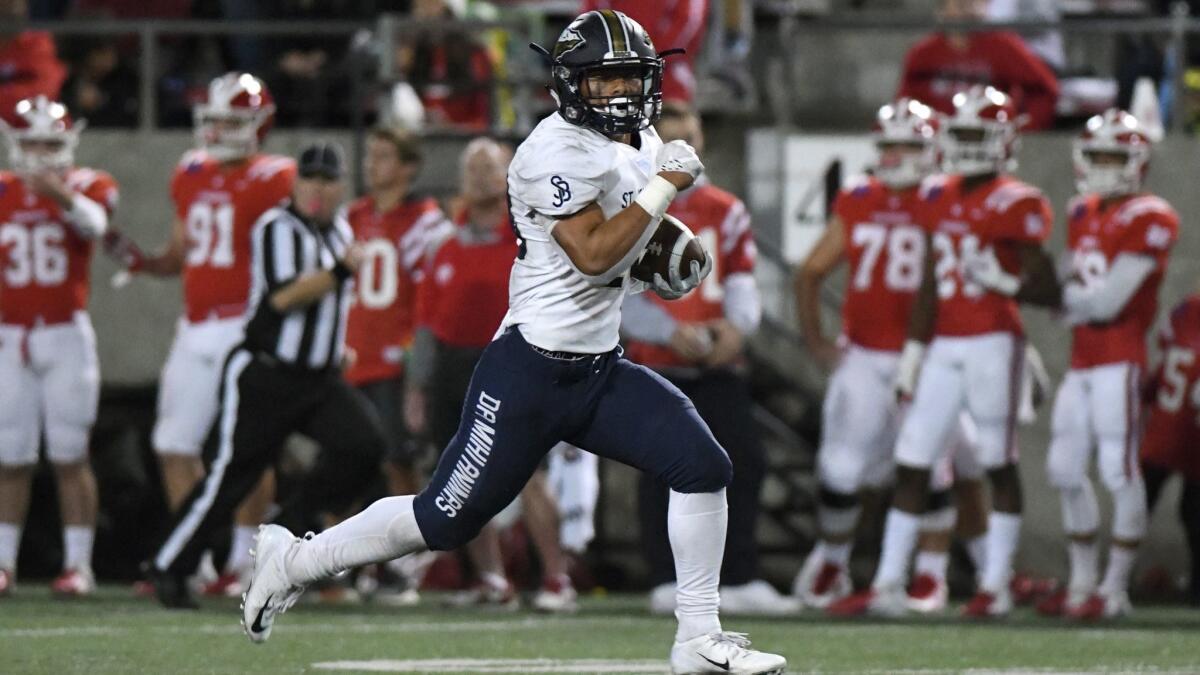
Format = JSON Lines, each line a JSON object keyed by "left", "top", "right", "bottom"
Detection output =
{"left": 0, "top": 96, "right": 83, "bottom": 173}
{"left": 873, "top": 97, "right": 939, "bottom": 188}
{"left": 941, "top": 86, "right": 1020, "bottom": 176}
{"left": 193, "top": 72, "right": 275, "bottom": 161}
{"left": 1073, "top": 108, "right": 1151, "bottom": 197}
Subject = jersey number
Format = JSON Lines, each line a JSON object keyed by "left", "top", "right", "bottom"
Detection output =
{"left": 933, "top": 232, "right": 987, "bottom": 300}
{"left": 1159, "top": 346, "right": 1200, "bottom": 424}
{"left": 1071, "top": 249, "right": 1108, "bottom": 289}
{"left": 851, "top": 224, "right": 924, "bottom": 292}
{"left": 357, "top": 238, "right": 399, "bottom": 309}
{"left": 695, "top": 228, "right": 723, "bottom": 302}
{"left": 0, "top": 223, "right": 68, "bottom": 288}
{"left": 185, "top": 202, "right": 235, "bottom": 268}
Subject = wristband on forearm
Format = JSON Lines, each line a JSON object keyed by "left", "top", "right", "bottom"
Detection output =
{"left": 633, "top": 175, "right": 678, "bottom": 220}
{"left": 332, "top": 260, "right": 354, "bottom": 282}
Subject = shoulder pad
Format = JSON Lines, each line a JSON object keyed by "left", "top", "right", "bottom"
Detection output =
{"left": 177, "top": 149, "right": 211, "bottom": 171}
{"left": 983, "top": 180, "right": 1046, "bottom": 215}
{"left": 248, "top": 155, "right": 297, "bottom": 182}
{"left": 1115, "top": 194, "right": 1177, "bottom": 226}
{"left": 1067, "top": 195, "right": 1091, "bottom": 222}
{"left": 842, "top": 174, "right": 875, "bottom": 198}
{"left": 510, "top": 121, "right": 611, "bottom": 184}
{"left": 917, "top": 174, "right": 951, "bottom": 202}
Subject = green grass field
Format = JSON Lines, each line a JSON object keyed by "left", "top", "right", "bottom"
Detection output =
{"left": 3, "top": 586, "right": 1200, "bottom": 674}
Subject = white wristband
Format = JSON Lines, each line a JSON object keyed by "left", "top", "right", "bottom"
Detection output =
{"left": 633, "top": 175, "right": 678, "bottom": 220}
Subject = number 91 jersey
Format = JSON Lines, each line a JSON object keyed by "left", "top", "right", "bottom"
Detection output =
{"left": 919, "top": 174, "right": 1052, "bottom": 337}
{"left": 0, "top": 169, "right": 119, "bottom": 325}
{"left": 834, "top": 175, "right": 926, "bottom": 352}
{"left": 1067, "top": 193, "right": 1178, "bottom": 369}
{"left": 171, "top": 151, "right": 296, "bottom": 322}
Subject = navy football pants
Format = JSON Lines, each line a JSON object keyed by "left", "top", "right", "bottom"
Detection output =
{"left": 412, "top": 328, "right": 733, "bottom": 551}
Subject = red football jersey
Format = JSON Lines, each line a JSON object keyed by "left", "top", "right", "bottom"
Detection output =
{"left": 1067, "top": 193, "right": 1178, "bottom": 369}
{"left": 171, "top": 151, "right": 296, "bottom": 322}
{"left": 831, "top": 176, "right": 926, "bottom": 353}
{"left": 0, "top": 168, "right": 119, "bottom": 326}
{"left": 1142, "top": 296, "right": 1200, "bottom": 482}
{"left": 919, "top": 173, "right": 1052, "bottom": 338}
{"left": 623, "top": 183, "right": 755, "bottom": 368}
{"left": 415, "top": 216, "right": 515, "bottom": 350}
{"left": 897, "top": 31, "right": 1059, "bottom": 131}
{"left": 343, "top": 195, "right": 453, "bottom": 385}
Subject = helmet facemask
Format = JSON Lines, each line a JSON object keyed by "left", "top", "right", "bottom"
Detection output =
{"left": 941, "top": 121, "right": 1015, "bottom": 176}
{"left": 7, "top": 128, "right": 81, "bottom": 173}
{"left": 560, "top": 60, "right": 662, "bottom": 136}
{"left": 193, "top": 106, "right": 269, "bottom": 162}
{"left": 875, "top": 140, "right": 936, "bottom": 189}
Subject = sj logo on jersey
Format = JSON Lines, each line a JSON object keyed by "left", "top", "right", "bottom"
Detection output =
{"left": 550, "top": 175, "right": 571, "bottom": 208}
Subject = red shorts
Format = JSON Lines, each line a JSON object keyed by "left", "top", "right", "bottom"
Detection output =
{"left": 1140, "top": 407, "right": 1200, "bottom": 482}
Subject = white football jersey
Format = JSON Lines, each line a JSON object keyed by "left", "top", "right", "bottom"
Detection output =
{"left": 500, "top": 112, "right": 662, "bottom": 353}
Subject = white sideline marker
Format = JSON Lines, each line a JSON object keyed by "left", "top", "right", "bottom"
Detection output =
{"left": 311, "top": 659, "right": 667, "bottom": 673}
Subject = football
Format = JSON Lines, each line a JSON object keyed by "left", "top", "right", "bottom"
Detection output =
{"left": 630, "top": 213, "right": 707, "bottom": 286}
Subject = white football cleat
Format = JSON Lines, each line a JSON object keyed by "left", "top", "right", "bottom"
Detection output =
{"left": 649, "top": 582, "right": 676, "bottom": 615}
{"left": 241, "top": 525, "right": 308, "bottom": 644}
{"left": 905, "top": 573, "right": 948, "bottom": 614}
{"left": 670, "top": 632, "right": 787, "bottom": 674}
{"left": 532, "top": 574, "right": 578, "bottom": 613}
{"left": 720, "top": 580, "right": 802, "bottom": 616}
{"left": 792, "top": 549, "right": 851, "bottom": 609}
{"left": 51, "top": 567, "right": 95, "bottom": 597}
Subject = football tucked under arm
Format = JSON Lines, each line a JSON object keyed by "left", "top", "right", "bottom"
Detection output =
{"left": 629, "top": 213, "right": 710, "bottom": 298}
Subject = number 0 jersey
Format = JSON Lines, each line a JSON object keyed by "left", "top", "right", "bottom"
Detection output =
{"left": 343, "top": 195, "right": 453, "bottom": 385}
{"left": 503, "top": 112, "right": 663, "bottom": 354}
{"left": 1066, "top": 193, "right": 1178, "bottom": 369}
{"left": 918, "top": 173, "right": 1053, "bottom": 338}
{"left": 0, "top": 168, "right": 119, "bottom": 326}
{"left": 171, "top": 151, "right": 296, "bottom": 322}
{"left": 833, "top": 176, "right": 925, "bottom": 353}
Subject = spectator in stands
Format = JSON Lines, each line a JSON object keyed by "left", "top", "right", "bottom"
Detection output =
{"left": 621, "top": 104, "right": 799, "bottom": 616}
{"left": 61, "top": 37, "right": 138, "bottom": 127}
{"left": 581, "top": 0, "right": 708, "bottom": 104}
{"left": 0, "top": 0, "right": 67, "bottom": 125}
{"left": 897, "top": 0, "right": 1060, "bottom": 130}
{"left": 392, "top": 0, "right": 493, "bottom": 130}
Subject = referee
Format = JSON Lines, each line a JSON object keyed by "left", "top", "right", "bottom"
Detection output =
{"left": 150, "top": 142, "right": 387, "bottom": 608}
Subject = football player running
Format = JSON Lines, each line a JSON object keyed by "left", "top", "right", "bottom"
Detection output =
{"left": 832, "top": 86, "right": 1061, "bottom": 618}
{"left": 796, "top": 99, "right": 985, "bottom": 613}
{"left": 115, "top": 73, "right": 295, "bottom": 597}
{"left": 0, "top": 97, "right": 118, "bottom": 597}
{"left": 240, "top": 10, "right": 785, "bottom": 674}
{"left": 1035, "top": 110, "right": 1177, "bottom": 620}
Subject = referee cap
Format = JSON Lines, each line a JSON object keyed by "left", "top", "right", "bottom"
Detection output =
{"left": 298, "top": 141, "right": 346, "bottom": 180}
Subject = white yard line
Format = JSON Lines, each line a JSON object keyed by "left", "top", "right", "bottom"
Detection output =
{"left": 311, "top": 658, "right": 668, "bottom": 673}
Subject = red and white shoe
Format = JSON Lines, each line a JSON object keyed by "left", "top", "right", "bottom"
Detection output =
{"left": 202, "top": 572, "right": 245, "bottom": 598}
{"left": 532, "top": 574, "right": 578, "bottom": 613}
{"left": 52, "top": 567, "right": 95, "bottom": 597}
{"left": 1010, "top": 573, "right": 1057, "bottom": 606}
{"left": 906, "top": 573, "right": 948, "bottom": 614}
{"left": 0, "top": 568, "right": 13, "bottom": 597}
{"left": 793, "top": 550, "right": 851, "bottom": 609}
{"left": 1066, "top": 591, "right": 1131, "bottom": 621}
{"left": 962, "top": 587, "right": 1012, "bottom": 618}
{"left": 827, "top": 586, "right": 907, "bottom": 618}
{"left": 445, "top": 573, "right": 518, "bottom": 611}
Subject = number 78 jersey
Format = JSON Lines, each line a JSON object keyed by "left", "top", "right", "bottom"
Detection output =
{"left": 171, "top": 151, "right": 296, "bottom": 322}
{"left": 834, "top": 176, "right": 927, "bottom": 352}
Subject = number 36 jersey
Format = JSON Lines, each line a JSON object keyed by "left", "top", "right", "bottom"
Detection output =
{"left": 342, "top": 195, "right": 453, "bottom": 385}
{"left": 1067, "top": 193, "right": 1178, "bottom": 369}
{"left": 171, "top": 151, "right": 296, "bottom": 322}
{"left": 918, "top": 173, "right": 1053, "bottom": 338}
{"left": 833, "top": 175, "right": 927, "bottom": 352}
{"left": 0, "top": 168, "right": 119, "bottom": 325}
{"left": 503, "top": 112, "right": 662, "bottom": 354}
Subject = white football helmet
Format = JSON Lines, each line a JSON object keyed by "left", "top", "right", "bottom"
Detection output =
{"left": 193, "top": 72, "right": 275, "bottom": 162}
{"left": 940, "top": 86, "right": 1020, "bottom": 177}
{"left": 1073, "top": 108, "right": 1151, "bottom": 197}
{"left": 0, "top": 96, "right": 84, "bottom": 173}
{"left": 873, "top": 97, "right": 939, "bottom": 189}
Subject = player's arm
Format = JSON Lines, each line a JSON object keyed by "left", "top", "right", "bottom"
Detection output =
{"left": 550, "top": 141, "right": 704, "bottom": 288}
{"left": 28, "top": 172, "right": 108, "bottom": 239}
{"left": 794, "top": 214, "right": 845, "bottom": 367}
{"left": 1013, "top": 243, "right": 1062, "bottom": 308}
{"left": 1061, "top": 253, "right": 1156, "bottom": 325}
{"left": 262, "top": 220, "right": 362, "bottom": 312}
{"left": 136, "top": 217, "right": 187, "bottom": 276}
{"left": 895, "top": 235, "right": 938, "bottom": 400}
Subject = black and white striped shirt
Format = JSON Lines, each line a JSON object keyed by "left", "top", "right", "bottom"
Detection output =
{"left": 243, "top": 202, "right": 353, "bottom": 371}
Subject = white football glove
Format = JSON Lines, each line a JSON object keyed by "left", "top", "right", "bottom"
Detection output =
{"left": 655, "top": 139, "right": 704, "bottom": 181}
{"left": 962, "top": 247, "right": 1020, "bottom": 296}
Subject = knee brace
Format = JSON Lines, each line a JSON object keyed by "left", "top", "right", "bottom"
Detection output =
{"left": 1059, "top": 479, "right": 1100, "bottom": 536}
{"left": 817, "top": 487, "right": 860, "bottom": 538}
{"left": 920, "top": 489, "right": 956, "bottom": 532}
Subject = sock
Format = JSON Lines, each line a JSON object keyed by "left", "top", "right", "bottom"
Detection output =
{"left": 63, "top": 526, "right": 94, "bottom": 571}
{"left": 914, "top": 551, "right": 949, "bottom": 582}
{"left": 871, "top": 509, "right": 921, "bottom": 590}
{"left": 824, "top": 540, "right": 852, "bottom": 567}
{"left": 286, "top": 496, "right": 426, "bottom": 586}
{"left": 227, "top": 525, "right": 257, "bottom": 575}
{"left": 981, "top": 512, "right": 1021, "bottom": 593}
{"left": 1067, "top": 540, "right": 1099, "bottom": 594}
{"left": 668, "top": 489, "right": 726, "bottom": 643}
{"left": 0, "top": 523, "right": 20, "bottom": 571}
{"left": 966, "top": 535, "right": 987, "bottom": 575}
{"left": 1100, "top": 545, "right": 1138, "bottom": 595}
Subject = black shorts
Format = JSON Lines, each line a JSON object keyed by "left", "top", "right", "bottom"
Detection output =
{"left": 356, "top": 376, "right": 421, "bottom": 466}
{"left": 428, "top": 345, "right": 486, "bottom": 452}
